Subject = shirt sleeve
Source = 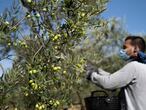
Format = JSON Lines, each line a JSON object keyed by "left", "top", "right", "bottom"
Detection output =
{"left": 90, "top": 62, "right": 137, "bottom": 90}
{"left": 98, "top": 68, "right": 111, "bottom": 76}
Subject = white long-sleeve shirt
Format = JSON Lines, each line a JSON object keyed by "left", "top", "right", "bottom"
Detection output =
{"left": 90, "top": 61, "right": 146, "bottom": 110}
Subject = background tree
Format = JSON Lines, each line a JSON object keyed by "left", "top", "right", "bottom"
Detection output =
{"left": 72, "top": 18, "right": 129, "bottom": 101}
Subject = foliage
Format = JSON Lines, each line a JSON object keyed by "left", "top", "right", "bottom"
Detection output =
{"left": 0, "top": 0, "right": 113, "bottom": 109}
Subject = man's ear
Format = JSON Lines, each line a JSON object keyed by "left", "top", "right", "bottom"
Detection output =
{"left": 134, "top": 46, "right": 140, "bottom": 56}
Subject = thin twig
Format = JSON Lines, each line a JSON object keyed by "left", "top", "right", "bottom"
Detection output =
{"left": 0, "top": 55, "right": 14, "bottom": 62}
{"left": 9, "top": 17, "right": 25, "bottom": 30}
{"left": 0, "top": 64, "right": 5, "bottom": 80}
{"left": 32, "top": 45, "right": 43, "bottom": 62}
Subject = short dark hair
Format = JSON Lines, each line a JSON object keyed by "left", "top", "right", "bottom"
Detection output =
{"left": 125, "top": 36, "right": 146, "bottom": 52}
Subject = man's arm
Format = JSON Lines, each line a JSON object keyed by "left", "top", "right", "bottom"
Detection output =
{"left": 98, "top": 68, "right": 111, "bottom": 76}
{"left": 90, "top": 62, "right": 137, "bottom": 90}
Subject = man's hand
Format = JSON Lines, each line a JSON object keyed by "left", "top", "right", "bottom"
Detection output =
{"left": 86, "top": 70, "right": 93, "bottom": 80}
{"left": 84, "top": 61, "right": 99, "bottom": 73}
{"left": 84, "top": 62, "right": 99, "bottom": 80}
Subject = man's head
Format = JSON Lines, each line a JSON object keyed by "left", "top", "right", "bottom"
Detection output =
{"left": 123, "top": 36, "right": 146, "bottom": 59}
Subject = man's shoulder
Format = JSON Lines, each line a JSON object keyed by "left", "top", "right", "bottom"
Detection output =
{"left": 127, "top": 61, "right": 146, "bottom": 68}
{"left": 128, "top": 61, "right": 141, "bottom": 65}
{"left": 125, "top": 61, "right": 142, "bottom": 68}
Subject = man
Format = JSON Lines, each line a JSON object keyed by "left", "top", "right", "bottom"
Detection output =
{"left": 86, "top": 36, "right": 146, "bottom": 110}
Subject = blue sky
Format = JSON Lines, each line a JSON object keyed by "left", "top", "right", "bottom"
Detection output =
{"left": 0, "top": 0, "right": 146, "bottom": 76}
{"left": 103, "top": 0, "right": 146, "bottom": 34}
{"left": 0, "top": 0, "right": 13, "bottom": 12}
{"left": 0, "top": 0, "right": 13, "bottom": 76}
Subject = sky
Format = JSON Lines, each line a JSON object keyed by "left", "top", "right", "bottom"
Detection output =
{"left": 0, "top": 0, "right": 146, "bottom": 76}
{"left": 0, "top": 0, "right": 13, "bottom": 12}
{"left": 103, "top": 0, "right": 146, "bottom": 34}
{"left": 0, "top": 0, "right": 13, "bottom": 76}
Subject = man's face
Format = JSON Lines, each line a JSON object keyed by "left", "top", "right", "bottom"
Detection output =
{"left": 123, "top": 39, "right": 139, "bottom": 58}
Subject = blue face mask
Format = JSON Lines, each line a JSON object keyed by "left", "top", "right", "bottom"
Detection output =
{"left": 119, "top": 49, "right": 131, "bottom": 61}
